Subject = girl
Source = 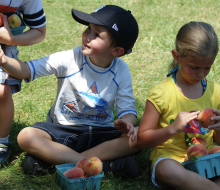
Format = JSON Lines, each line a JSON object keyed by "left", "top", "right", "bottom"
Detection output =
{"left": 137, "top": 21, "right": 220, "bottom": 189}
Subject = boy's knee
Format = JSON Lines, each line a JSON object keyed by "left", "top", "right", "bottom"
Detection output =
{"left": 17, "top": 127, "right": 36, "bottom": 148}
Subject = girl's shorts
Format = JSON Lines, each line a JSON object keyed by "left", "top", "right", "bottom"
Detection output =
{"left": 0, "top": 44, "right": 22, "bottom": 94}
{"left": 151, "top": 157, "right": 178, "bottom": 187}
{"left": 31, "top": 122, "right": 123, "bottom": 153}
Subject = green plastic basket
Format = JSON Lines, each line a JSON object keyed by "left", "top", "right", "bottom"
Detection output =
{"left": 182, "top": 152, "right": 220, "bottom": 178}
{"left": 55, "top": 163, "right": 104, "bottom": 190}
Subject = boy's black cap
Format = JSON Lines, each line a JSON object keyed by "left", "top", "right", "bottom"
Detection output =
{"left": 72, "top": 5, "right": 139, "bottom": 54}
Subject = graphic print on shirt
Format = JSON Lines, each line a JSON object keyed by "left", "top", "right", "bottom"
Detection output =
{"left": 61, "top": 81, "right": 112, "bottom": 122}
{"left": 0, "top": 2, "right": 18, "bottom": 14}
{"left": 169, "top": 110, "right": 210, "bottom": 134}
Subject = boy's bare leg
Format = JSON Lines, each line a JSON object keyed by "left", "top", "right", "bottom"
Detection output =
{"left": 17, "top": 127, "right": 86, "bottom": 165}
{"left": 0, "top": 84, "right": 14, "bottom": 138}
{"left": 17, "top": 127, "right": 140, "bottom": 165}
{"left": 81, "top": 133, "right": 140, "bottom": 161}
{"left": 155, "top": 159, "right": 220, "bottom": 190}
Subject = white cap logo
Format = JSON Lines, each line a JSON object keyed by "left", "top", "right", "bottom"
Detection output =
{"left": 93, "top": 5, "right": 106, "bottom": 12}
{"left": 112, "top": 24, "right": 118, "bottom": 31}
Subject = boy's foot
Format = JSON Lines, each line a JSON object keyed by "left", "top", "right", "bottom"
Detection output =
{"left": 103, "top": 156, "right": 139, "bottom": 179}
{"left": 23, "top": 153, "right": 54, "bottom": 176}
{"left": 0, "top": 143, "right": 11, "bottom": 169}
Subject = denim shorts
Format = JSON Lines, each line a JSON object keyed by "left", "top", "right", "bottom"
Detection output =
{"left": 0, "top": 44, "right": 22, "bottom": 94}
{"left": 31, "top": 122, "right": 123, "bottom": 153}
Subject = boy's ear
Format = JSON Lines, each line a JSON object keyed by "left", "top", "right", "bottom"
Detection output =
{"left": 171, "top": 50, "right": 179, "bottom": 62}
{"left": 111, "top": 47, "right": 124, "bottom": 57}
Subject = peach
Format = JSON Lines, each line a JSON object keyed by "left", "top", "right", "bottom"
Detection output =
{"left": 208, "top": 146, "right": 220, "bottom": 155}
{"left": 64, "top": 167, "right": 84, "bottom": 179}
{"left": 76, "top": 158, "right": 87, "bottom": 170}
{"left": 198, "top": 108, "right": 216, "bottom": 128}
{"left": 0, "top": 13, "right": 4, "bottom": 27}
{"left": 84, "top": 156, "right": 102, "bottom": 176}
{"left": 187, "top": 144, "right": 207, "bottom": 160}
{"left": 8, "top": 14, "right": 21, "bottom": 28}
{"left": 191, "top": 136, "right": 207, "bottom": 149}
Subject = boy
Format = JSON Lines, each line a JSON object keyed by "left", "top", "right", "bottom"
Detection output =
{"left": 0, "top": 5, "right": 140, "bottom": 179}
{"left": 0, "top": 0, "right": 46, "bottom": 169}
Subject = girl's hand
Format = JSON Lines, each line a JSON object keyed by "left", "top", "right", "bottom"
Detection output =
{"left": 171, "top": 111, "right": 200, "bottom": 134}
{"left": 114, "top": 119, "right": 137, "bottom": 142}
{"left": 207, "top": 109, "right": 220, "bottom": 132}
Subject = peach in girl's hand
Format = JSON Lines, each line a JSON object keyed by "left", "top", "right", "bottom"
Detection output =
{"left": 198, "top": 108, "right": 216, "bottom": 128}
{"left": 187, "top": 144, "right": 207, "bottom": 160}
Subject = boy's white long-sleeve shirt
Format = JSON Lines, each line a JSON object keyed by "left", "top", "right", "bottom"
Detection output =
{"left": 25, "top": 46, "right": 137, "bottom": 127}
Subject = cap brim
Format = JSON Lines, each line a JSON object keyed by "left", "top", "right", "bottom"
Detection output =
{"left": 72, "top": 9, "right": 104, "bottom": 26}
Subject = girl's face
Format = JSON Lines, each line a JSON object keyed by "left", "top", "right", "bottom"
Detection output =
{"left": 172, "top": 50, "right": 216, "bottom": 84}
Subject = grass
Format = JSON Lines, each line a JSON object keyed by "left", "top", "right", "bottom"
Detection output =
{"left": 1, "top": 0, "right": 220, "bottom": 189}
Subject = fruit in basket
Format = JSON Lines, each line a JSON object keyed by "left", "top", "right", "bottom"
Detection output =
{"left": 84, "top": 156, "right": 103, "bottom": 176}
{"left": 76, "top": 158, "right": 87, "bottom": 170}
{"left": 64, "top": 167, "right": 84, "bottom": 179}
{"left": 7, "top": 14, "right": 22, "bottom": 28}
{"left": 191, "top": 137, "right": 207, "bottom": 148}
{"left": 184, "top": 155, "right": 189, "bottom": 161}
{"left": 187, "top": 144, "right": 207, "bottom": 160}
{"left": 198, "top": 108, "right": 216, "bottom": 128}
{"left": 0, "top": 13, "right": 4, "bottom": 27}
{"left": 208, "top": 146, "right": 220, "bottom": 155}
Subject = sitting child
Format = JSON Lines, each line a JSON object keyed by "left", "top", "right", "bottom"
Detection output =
{"left": 0, "top": 5, "right": 141, "bottom": 179}
{"left": 137, "top": 21, "right": 220, "bottom": 189}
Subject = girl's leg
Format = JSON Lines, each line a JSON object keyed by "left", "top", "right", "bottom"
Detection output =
{"left": 155, "top": 159, "right": 220, "bottom": 190}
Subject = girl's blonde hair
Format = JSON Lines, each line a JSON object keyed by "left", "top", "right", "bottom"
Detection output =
{"left": 168, "top": 21, "right": 219, "bottom": 72}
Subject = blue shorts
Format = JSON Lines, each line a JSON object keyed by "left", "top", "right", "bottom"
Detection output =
{"left": 0, "top": 44, "right": 22, "bottom": 94}
{"left": 31, "top": 122, "right": 123, "bottom": 153}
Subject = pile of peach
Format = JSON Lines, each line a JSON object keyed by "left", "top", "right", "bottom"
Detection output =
{"left": 185, "top": 136, "right": 220, "bottom": 161}
{"left": 64, "top": 156, "right": 103, "bottom": 179}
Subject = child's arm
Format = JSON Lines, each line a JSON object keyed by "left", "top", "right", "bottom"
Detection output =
{"left": 114, "top": 113, "right": 137, "bottom": 142}
{"left": 208, "top": 109, "right": 220, "bottom": 144}
{"left": 0, "top": 15, "right": 46, "bottom": 46}
{"left": 137, "top": 100, "right": 200, "bottom": 149}
{"left": 0, "top": 47, "right": 31, "bottom": 79}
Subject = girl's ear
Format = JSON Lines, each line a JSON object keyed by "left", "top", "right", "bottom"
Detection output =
{"left": 171, "top": 50, "right": 180, "bottom": 62}
{"left": 111, "top": 47, "right": 124, "bottom": 57}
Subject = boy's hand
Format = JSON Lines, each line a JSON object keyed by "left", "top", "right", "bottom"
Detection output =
{"left": 207, "top": 109, "right": 220, "bottom": 132}
{"left": 114, "top": 119, "right": 137, "bottom": 142}
{"left": 171, "top": 111, "right": 200, "bottom": 134}
{"left": 0, "top": 15, "right": 13, "bottom": 45}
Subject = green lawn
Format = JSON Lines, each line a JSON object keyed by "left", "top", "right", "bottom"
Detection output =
{"left": 1, "top": 0, "right": 220, "bottom": 189}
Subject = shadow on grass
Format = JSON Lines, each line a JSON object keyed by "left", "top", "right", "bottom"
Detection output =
{"left": 9, "top": 121, "right": 29, "bottom": 160}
